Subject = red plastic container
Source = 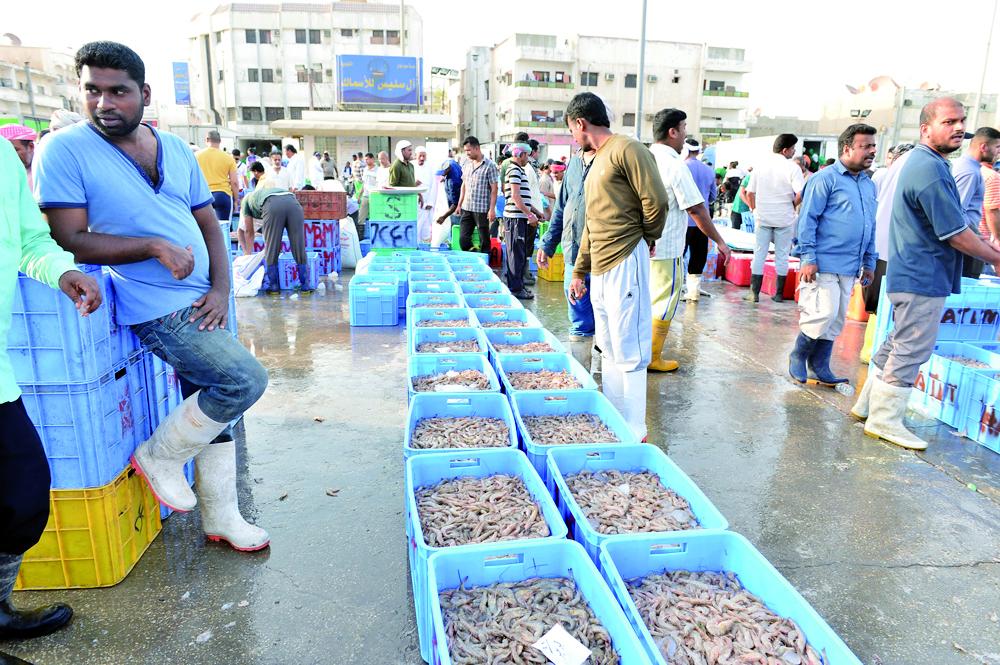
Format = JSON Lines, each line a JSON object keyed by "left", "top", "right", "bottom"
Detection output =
{"left": 761, "top": 258, "right": 800, "bottom": 301}
{"left": 723, "top": 252, "right": 754, "bottom": 286}
{"left": 489, "top": 238, "right": 503, "bottom": 269}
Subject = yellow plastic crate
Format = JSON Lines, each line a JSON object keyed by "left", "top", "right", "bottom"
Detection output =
{"left": 538, "top": 252, "right": 565, "bottom": 282}
{"left": 15, "top": 465, "right": 162, "bottom": 590}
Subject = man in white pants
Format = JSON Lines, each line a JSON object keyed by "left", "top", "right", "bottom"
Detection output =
{"left": 745, "top": 134, "right": 805, "bottom": 303}
{"left": 566, "top": 93, "right": 668, "bottom": 441}
{"left": 413, "top": 146, "right": 437, "bottom": 245}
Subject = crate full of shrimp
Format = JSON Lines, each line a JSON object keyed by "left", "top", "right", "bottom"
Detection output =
{"left": 403, "top": 392, "right": 517, "bottom": 458}
{"left": 406, "top": 353, "right": 500, "bottom": 402}
{"left": 495, "top": 352, "right": 598, "bottom": 394}
{"left": 410, "top": 327, "right": 488, "bottom": 357}
{"left": 403, "top": 449, "right": 568, "bottom": 662}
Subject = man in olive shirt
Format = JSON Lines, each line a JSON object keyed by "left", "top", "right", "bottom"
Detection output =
{"left": 567, "top": 93, "right": 669, "bottom": 441}
{"left": 388, "top": 139, "right": 418, "bottom": 187}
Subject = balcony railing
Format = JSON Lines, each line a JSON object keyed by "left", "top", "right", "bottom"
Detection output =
{"left": 702, "top": 127, "right": 748, "bottom": 134}
{"left": 702, "top": 90, "right": 749, "bottom": 98}
{"left": 514, "top": 119, "right": 562, "bottom": 127}
{"left": 514, "top": 80, "right": 574, "bottom": 89}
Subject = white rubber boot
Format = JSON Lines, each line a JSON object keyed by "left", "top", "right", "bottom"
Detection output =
{"left": 850, "top": 366, "right": 882, "bottom": 421}
{"left": 682, "top": 274, "right": 702, "bottom": 302}
{"left": 568, "top": 335, "right": 594, "bottom": 371}
{"left": 131, "top": 391, "right": 228, "bottom": 512}
{"left": 863, "top": 377, "right": 928, "bottom": 451}
{"left": 622, "top": 368, "right": 649, "bottom": 442}
{"left": 590, "top": 346, "right": 603, "bottom": 377}
{"left": 195, "top": 441, "right": 270, "bottom": 552}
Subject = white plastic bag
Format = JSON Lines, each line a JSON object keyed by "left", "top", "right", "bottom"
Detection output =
{"left": 232, "top": 252, "right": 265, "bottom": 297}
{"left": 340, "top": 216, "right": 362, "bottom": 269}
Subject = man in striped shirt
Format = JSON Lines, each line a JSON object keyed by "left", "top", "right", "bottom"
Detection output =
{"left": 503, "top": 144, "right": 544, "bottom": 298}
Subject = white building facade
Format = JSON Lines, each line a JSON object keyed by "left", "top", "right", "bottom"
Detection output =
{"left": 0, "top": 41, "right": 80, "bottom": 131}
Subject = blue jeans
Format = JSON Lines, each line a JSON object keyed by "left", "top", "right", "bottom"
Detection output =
{"left": 563, "top": 261, "right": 595, "bottom": 336}
{"left": 131, "top": 305, "right": 268, "bottom": 441}
{"left": 212, "top": 192, "right": 233, "bottom": 225}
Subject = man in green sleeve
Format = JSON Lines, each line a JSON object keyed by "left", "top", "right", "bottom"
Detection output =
{"left": 0, "top": 137, "right": 102, "bottom": 645}
{"left": 388, "top": 139, "right": 418, "bottom": 187}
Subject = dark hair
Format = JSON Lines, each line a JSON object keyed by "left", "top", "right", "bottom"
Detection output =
{"left": 75, "top": 41, "right": 145, "bottom": 88}
{"left": 773, "top": 134, "right": 798, "bottom": 153}
{"left": 729, "top": 161, "right": 738, "bottom": 168}
{"left": 651, "top": 108, "right": 687, "bottom": 142}
{"left": 838, "top": 123, "right": 877, "bottom": 155}
{"left": 463, "top": 135, "right": 481, "bottom": 147}
{"left": 527, "top": 138, "right": 539, "bottom": 152}
{"left": 365, "top": 152, "right": 374, "bottom": 158}
{"left": 514, "top": 132, "right": 530, "bottom": 142}
{"left": 565, "top": 92, "right": 610, "bottom": 128}
{"left": 249, "top": 162, "right": 265, "bottom": 174}
{"left": 285, "top": 144, "right": 297, "bottom": 154}
{"left": 973, "top": 126, "right": 1000, "bottom": 142}
{"left": 302, "top": 184, "right": 315, "bottom": 190}
{"left": 231, "top": 148, "right": 241, "bottom": 156}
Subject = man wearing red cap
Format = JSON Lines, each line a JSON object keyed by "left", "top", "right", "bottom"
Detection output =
{"left": 0, "top": 125, "right": 38, "bottom": 189}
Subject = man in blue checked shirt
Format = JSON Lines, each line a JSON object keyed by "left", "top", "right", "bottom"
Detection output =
{"left": 788, "top": 123, "right": 878, "bottom": 388}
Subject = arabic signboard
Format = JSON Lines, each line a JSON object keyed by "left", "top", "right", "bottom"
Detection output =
{"left": 336, "top": 55, "right": 422, "bottom": 105}
{"left": 172, "top": 62, "right": 191, "bottom": 106}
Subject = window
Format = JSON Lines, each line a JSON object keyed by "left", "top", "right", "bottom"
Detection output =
{"left": 387, "top": 29, "right": 400, "bottom": 45}
{"left": 624, "top": 74, "right": 637, "bottom": 88}
{"left": 297, "top": 69, "right": 309, "bottom": 83}
{"left": 371, "top": 29, "right": 384, "bottom": 44}
{"left": 214, "top": 31, "right": 222, "bottom": 44}
{"left": 531, "top": 70, "right": 550, "bottom": 82}
{"left": 622, "top": 112, "right": 636, "bottom": 127}
{"left": 261, "top": 68, "right": 274, "bottom": 83}
{"left": 217, "top": 70, "right": 224, "bottom": 82}
{"left": 312, "top": 67, "right": 324, "bottom": 83}
{"left": 265, "top": 107, "right": 285, "bottom": 121}
{"left": 245, "top": 29, "right": 257, "bottom": 43}
{"left": 295, "top": 29, "right": 307, "bottom": 43}
{"left": 310, "top": 29, "right": 321, "bottom": 43}
{"left": 340, "top": 28, "right": 354, "bottom": 37}
{"left": 241, "top": 106, "right": 262, "bottom": 121}
{"left": 516, "top": 34, "right": 556, "bottom": 49}
{"left": 290, "top": 107, "right": 307, "bottom": 120}
{"left": 707, "top": 80, "right": 725, "bottom": 91}
{"left": 227, "top": 108, "right": 238, "bottom": 121}
{"left": 555, "top": 71, "right": 565, "bottom": 83}
{"left": 248, "top": 68, "right": 259, "bottom": 82}
{"left": 707, "top": 46, "right": 745, "bottom": 61}
{"left": 258, "top": 30, "right": 272, "bottom": 44}
{"left": 580, "top": 71, "right": 599, "bottom": 87}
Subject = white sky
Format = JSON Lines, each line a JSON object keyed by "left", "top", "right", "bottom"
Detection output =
{"left": 6, "top": 0, "right": 998, "bottom": 119}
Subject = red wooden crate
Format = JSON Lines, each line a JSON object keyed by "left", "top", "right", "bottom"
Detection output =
{"left": 294, "top": 191, "right": 347, "bottom": 220}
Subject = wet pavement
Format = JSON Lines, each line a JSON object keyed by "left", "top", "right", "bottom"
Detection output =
{"left": 3, "top": 273, "right": 999, "bottom": 665}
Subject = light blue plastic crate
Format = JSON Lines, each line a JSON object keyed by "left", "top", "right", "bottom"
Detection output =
{"left": 407, "top": 353, "right": 501, "bottom": 402}
{"left": 958, "top": 369, "right": 1000, "bottom": 454}
{"left": 277, "top": 252, "right": 322, "bottom": 290}
{"left": 409, "top": 281, "right": 460, "bottom": 298}
{"left": 427, "top": 539, "right": 648, "bottom": 665}
{"left": 407, "top": 271, "right": 454, "bottom": 284}
{"left": 472, "top": 307, "right": 541, "bottom": 329}
{"left": 600, "top": 532, "right": 863, "bottom": 665}
{"left": 142, "top": 351, "right": 182, "bottom": 430}
{"left": 452, "top": 269, "right": 497, "bottom": 282}
{"left": 404, "top": 393, "right": 517, "bottom": 458}
{"left": 102, "top": 270, "right": 142, "bottom": 367}
{"left": 511, "top": 391, "right": 639, "bottom": 480}
{"left": 349, "top": 275, "right": 400, "bottom": 327}
{"left": 160, "top": 459, "right": 195, "bottom": 519}
{"left": 459, "top": 280, "right": 509, "bottom": 295}
{"left": 408, "top": 262, "right": 450, "bottom": 273}
{"left": 407, "top": 255, "right": 449, "bottom": 266}
{"left": 910, "top": 342, "right": 1000, "bottom": 428}
{"left": 461, "top": 293, "right": 522, "bottom": 310}
{"left": 496, "top": 352, "right": 598, "bottom": 394}
{"left": 444, "top": 251, "right": 489, "bottom": 265}
{"left": 225, "top": 287, "right": 238, "bottom": 338}
{"left": 547, "top": 444, "right": 729, "bottom": 566}
{"left": 405, "top": 292, "right": 465, "bottom": 310}
{"left": 404, "top": 449, "right": 568, "bottom": 662}
{"left": 302, "top": 219, "right": 340, "bottom": 251}
{"left": 409, "top": 307, "right": 479, "bottom": 333}
{"left": 411, "top": 327, "right": 488, "bottom": 356}
{"left": 936, "top": 297, "right": 1000, "bottom": 341}
{"left": 359, "top": 239, "right": 371, "bottom": 257}
{"left": 20, "top": 353, "right": 149, "bottom": 489}
{"left": 483, "top": 327, "right": 566, "bottom": 358}
{"left": 9, "top": 264, "right": 114, "bottom": 384}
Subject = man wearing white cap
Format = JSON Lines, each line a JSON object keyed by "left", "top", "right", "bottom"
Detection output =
{"left": 0, "top": 125, "right": 38, "bottom": 189}
{"left": 388, "top": 140, "right": 418, "bottom": 187}
{"left": 413, "top": 146, "right": 437, "bottom": 244}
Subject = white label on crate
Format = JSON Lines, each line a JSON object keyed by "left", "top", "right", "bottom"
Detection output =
{"left": 532, "top": 624, "right": 591, "bottom": 665}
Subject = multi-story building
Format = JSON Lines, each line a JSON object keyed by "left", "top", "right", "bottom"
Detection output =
{"left": 459, "top": 33, "right": 751, "bottom": 154}
{"left": 0, "top": 36, "right": 80, "bottom": 131}
{"left": 187, "top": 0, "right": 430, "bottom": 159}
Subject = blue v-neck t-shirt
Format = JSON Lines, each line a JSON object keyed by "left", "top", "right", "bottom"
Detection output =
{"left": 33, "top": 122, "right": 214, "bottom": 324}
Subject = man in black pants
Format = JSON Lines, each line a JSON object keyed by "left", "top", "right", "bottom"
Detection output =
{"left": 456, "top": 136, "right": 498, "bottom": 254}
{"left": 0, "top": 137, "right": 102, "bottom": 646}
{"left": 502, "top": 144, "right": 544, "bottom": 299}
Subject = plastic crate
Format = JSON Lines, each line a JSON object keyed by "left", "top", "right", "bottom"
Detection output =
{"left": 449, "top": 224, "right": 480, "bottom": 250}
{"left": 293, "top": 190, "right": 347, "bottom": 219}
{"left": 409, "top": 281, "right": 460, "bottom": 298}
{"left": 471, "top": 307, "right": 541, "bottom": 329}
{"left": 911, "top": 341, "right": 1000, "bottom": 427}
{"left": 9, "top": 264, "right": 114, "bottom": 384}
{"left": 444, "top": 251, "right": 489, "bottom": 265}
{"left": 404, "top": 393, "right": 518, "bottom": 458}
{"left": 407, "top": 271, "right": 454, "bottom": 284}
{"left": 427, "top": 539, "right": 648, "bottom": 665}
{"left": 538, "top": 252, "right": 565, "bottom": 282}
{"left": 411, "top": 327, "right": 488, "bottom": 356}
{"left": 366, "top": 263, "right": 410, "bottom": 308}
{"left": 359, "top": 239, "right": 371, "bottom": 257}
{"left": 369, "top": 219, "right": 418, "bottom": 249}
{"left": 483, "top": 328, "right": 567, "bottom": 370}
{"left": 408, "top": 262, "right": 450, "bottom": 272}
{"left": 407, "top": 353, "right": 501, "bottom": 402}
{"left": 349, "top": 275, "right": 400, "bottom": 327}
{"left": 102, "top": 270, "right": 142, "bottom": 367}
{"left": 458, "top": 280, "right": 509, "bottom": 295}
{"left": 408, "top": 307, "right": 479, "bottom": 332}
{"left": 15, "top": 465, "right": 162, "bottom": 590}
{"left": 761, "top": 258, "right": 800, "bottom": 301}
{"left": 404, "top": 449, "right": 568, "bottom": 662}
{"left": 600, "top": 532, "right": 863, "bottom": 665}
{"left": 318, "top": 245, "right": 342, "bottom": 276}
{"left": 302, "top": 220, "right": 340, "bottom": 250}
{"left": 141, "top": 351, "right": 182, "bottom": 430}
{"left": 461, "top": 293, "right": 522, "bottom": 310}
{"left": 277, "top": 252, "right": 322, "bottom": 291}
{"left": 451, "top": 268, "right": 496, "bottom": 282}
{"left": 936, "top": 299, "right": 1000, "bottom": 341}
{"left": 405, "top": 292, "right": 465, "bottom": 310}
{"left": 489, "top": 238, "right": 504, "bottom": 269}
{"left": 722, "top": 251, "right": 753, "bottom": 287}
{"left": 407, "top": 255, "right": 449, "bottom": 266}
{"left": 495, "top": 352, "right": 599, "bottom": 394}
{"left": 547, "top": 444, "right": 729, "bottom": 566}
{"left": 510, "top": 391, "right": 640, "bottom": 480}
{"left": 21, "top": 354, "right": 149, "bottom": 489}
{"left": 958, "top": 369, "right": 1000, "bottom": 453}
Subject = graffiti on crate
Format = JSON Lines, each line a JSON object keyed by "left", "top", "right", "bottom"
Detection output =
{"left": 978, "top": 405, "right": 1000, "bottom": 438}
{"left": 940, "top": 307, "right": 999, "bottom": 325}
{"left": 913, "top": 370, "right": 957, "bottom": 405}
{"left": 369, "top": 220, "right": 417, "bottom": 248}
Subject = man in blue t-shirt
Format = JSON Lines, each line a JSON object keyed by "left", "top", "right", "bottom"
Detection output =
{"left": 35, "top": 41, "right": 270, "bottom": 551}
{"left": 854, "top": 97, "right": 1000, "bottom": 451}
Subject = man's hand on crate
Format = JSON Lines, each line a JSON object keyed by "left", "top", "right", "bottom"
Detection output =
{"left": 189, "top": 288, "right": 229, "bottom": 331}
{"left": 58, "top": 270, "right": 103, "bottom": 317}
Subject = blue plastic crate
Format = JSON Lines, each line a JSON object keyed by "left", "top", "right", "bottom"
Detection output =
{"left": 511, "top": 391, "right": 640, "bottom": 480}
{"left": 20, "top": 353, "right": 149, "bottom": 489}
{"left": 404, "top": 393, "right": 517, "bottom": 458}
{"left": 302, "top": 220, "right": 340, "bottom": 251}
{"left": 9, "top": 264, "right": 114, "bottom": 384}
{"left": 407, "top": 255, "right": 449, "bottom": 266}
{"left": 547, "top": 444, "right": 729, "bottom": 566}
{"left": 408, "top": 281, "right": 460, "bottom": 297}
{"left": 600, "top": 532, "right": 863, "bottom": 665}
{"left": 405, "top": 293, "right": 465, "bottom": 310}
{"left": 408, "top": 262, "right": 450, "bottom": 273}
{"left": 910, "top": 342, "right": 1000, "bottom": 428}
{"left": 483, "top": 327, "right": 566, "bottom": 362}
{"left": 495, "top": 352, "right": 599, "bottom": 394}
{"left": 444, "top": 251, "right": 489, "bottom": 265}
{"left": 142, "top": 351, "right": 182, "bottom": 430}
{"left": 407, "top": 271, "right": 454, "bottom": 284}
{"left": 472, "top": 307, "right": 542, "bottom": 329}
{"left": 404, "top": 449, "right": 568, "bottom": 662}
{"left": 407, "top": 353, "right": 501, "bottom": 402}
{"left": 409, "top": 307, "right": 479, "bottom": 332}
{"left": 427, "top": 539, "right": 648, "bottom": 665}
{"left": 452, "top": 269, "right": 496, "bottom": 282}
{"left": 458, "top": 280, "right": 509, "bottom": 295}
{"left": 277, "top": 252, "right": 322, "bottom": 290}
{"left": 461, "top": 293, "right": 522, "bottom": 310}
{"left": 349, "top": 275, "right": 400, "bottom": 327}
{"left": 160, "top": 459, "right": 195, "bottom": 519}
{"left": 225, "top": 287, "right": 238, "bottom": 338}
{"left": 102, "top": 270, "right": 142, "bottom": 367}
{"left": 958, "top": 369, "right": 1000, "bottom": 454}
{"left": 359, "top": 239, "right": 371, "bottom": 257}
{"left": 411, "top": 327, "right": 488, "bottom": 356}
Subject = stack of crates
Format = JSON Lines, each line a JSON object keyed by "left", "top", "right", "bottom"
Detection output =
{"left": 367, "top": 191, "right": 418, "bottom": 251}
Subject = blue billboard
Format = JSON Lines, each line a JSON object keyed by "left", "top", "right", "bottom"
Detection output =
{"left": 172, "top": 62, "right": 190, "bottom": 106}
{"left": 336, "top": 55, "right": 422, "bottom": 105}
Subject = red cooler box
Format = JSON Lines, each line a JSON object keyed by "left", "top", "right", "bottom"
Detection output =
{"left": 762, "top": 258, "right": 800, "bottom": 301}
{"left": 723, "top": 252, "right": 754, "bottom": 286}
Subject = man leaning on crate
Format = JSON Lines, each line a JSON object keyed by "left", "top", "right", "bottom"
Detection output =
{"left": 35, "top": 42, "right": 271, "bottom": 551}
{"left": 1, "top": 136, "right": 102, "bottom": 643}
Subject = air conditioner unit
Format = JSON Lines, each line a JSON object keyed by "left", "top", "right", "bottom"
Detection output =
{"left": 326, "top": 69, "right": 333, "bottom": 78}
{"left": 323, "top": 29, "right": 331, "bottom": 37}
{"left": 647, "top": 75, "right": 658, "bottom": 83}
{"left": 605, "top": 73, "right": 615, "bottom": 81}
{"left": 644, "top": 113, "right": 654, "bottom": 121}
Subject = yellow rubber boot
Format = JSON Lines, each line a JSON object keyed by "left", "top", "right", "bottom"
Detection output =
{"left": 859, "top": 313, "right": 877, "bottom": 364}
{"left": 648, "top": 319, "right": 679, "bottom": 372}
